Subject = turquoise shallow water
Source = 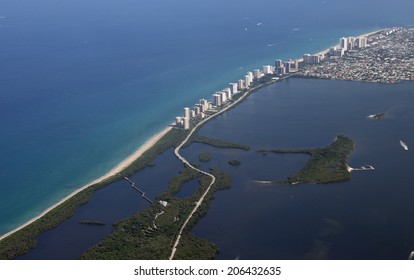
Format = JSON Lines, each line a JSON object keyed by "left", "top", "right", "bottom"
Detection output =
{"left": 1, "top": 0, "right": 414, "bottom": 235}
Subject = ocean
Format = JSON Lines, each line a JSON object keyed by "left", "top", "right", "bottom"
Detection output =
{"left": 1, "top": 0, "right": 414, "bottom": 237}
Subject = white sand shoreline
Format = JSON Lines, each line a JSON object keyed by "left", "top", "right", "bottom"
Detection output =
{"left": 0, "top": 28, "right": 387, "bottom": 244}
{"left": 0, "top": 125, "right": 173, "bottom": 241}
{"left": 296, "top": 28, "right": 385, "bottom": 62}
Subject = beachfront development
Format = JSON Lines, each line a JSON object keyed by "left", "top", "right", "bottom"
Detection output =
{"left": 298, "top": 27, "right": 414, "bottom": 83}
{"left": 176, "top": 27, "right": 413, "bottom": 130}
{"left": 1, "top": 26, "right": 413, "bottom": 260}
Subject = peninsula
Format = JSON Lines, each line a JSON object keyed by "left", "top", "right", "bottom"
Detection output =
{"left": 0, "top": 26, "right": 407, "bottom": 259}
{"left": 256, "top": 135, "right": 354, "bottom": 184}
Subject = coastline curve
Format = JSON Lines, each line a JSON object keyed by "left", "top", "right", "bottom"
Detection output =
{"left": 0, "top": 125, "right": 173, "bottom": 242}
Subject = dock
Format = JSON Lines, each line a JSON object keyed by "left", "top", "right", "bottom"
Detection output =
{"left": 123, "top": 177, "right": 153, "bottom": 204}
{"left": 347, "top": 164, "right": 375, "bottom": 172}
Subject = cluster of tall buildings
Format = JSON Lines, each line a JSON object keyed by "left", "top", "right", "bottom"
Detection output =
{"left": 175, "top": 34, "right": 372, "bottom": 130}
{"left": 303, "top": 36, "right": 369, "bottom": 64}
{"left": 175, "top": 81, "right": 240, "bottom": 129}
{"left": 331, "top": 36, "right": 368, "bottom": 58}
{"left": 340, "top": 36, "right": 368, "bottom": 51}
{"left": 175, "top": 64, "right": 283, "bottom": 130}
{"left": 303, "top": 54, "right": 324, "bottom": 64}
{"left": 274, "top": 59, "right": 299, "bottom": 75}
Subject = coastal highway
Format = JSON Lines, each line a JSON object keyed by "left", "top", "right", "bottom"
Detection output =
{"left": 168, "top": 113, "right": 217, "bottom": 260}
{"left": 168, "top": 83, "right": 259, "bottom": 260}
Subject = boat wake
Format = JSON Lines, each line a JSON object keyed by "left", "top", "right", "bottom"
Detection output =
{"left": 400, "top": 140, "right": 408, "bottom": 151}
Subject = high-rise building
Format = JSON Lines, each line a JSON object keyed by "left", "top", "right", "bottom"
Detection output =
{"left": 303, "top": 54, "right": 321, "bottom": 64}
{"left": 303, "top": 54, "right": 311, "bottom": 63}
{"left": 229, "top": 83, "right": 238, "bottom": 94}
{"left": 199, "top": 99, "right": 208, "bottom": 111}
{"left": 175, "top": 116, "right": 183, "bottom": 127}
{"left": 238, "top": 79, "right": 245, "bottom": 90}
{"left": 183, "top": 117, "right": 190, "bottom": 130}
{"left": 284, "top": 62, "right": 291, "bottom": 73}
{"left": 221, "top": 91, "right": 227, "bottom": 103}
{"left": 216, "top": 91, "right": 226, "bottom": 103}
{"left": 277, "top": 66, "right": 286, "bottom": 75}
{"left": 357, "top": 37, "right": 368, "bottom": 48}
{"left": 254, "top": 69, "right": 261, "bottom": 79}
{"left": 194, "top": 106, "right": 201, "bottom": 115}
{"left": 340, "top": 37, "right": 348, "bottom": 51}
{"left": 330, "top": 47, "right": 344, "bottom": 57}
{"left": 190, "top": 109, "right": 196, "bottom": 118}
{"left": 213, "top": 94, "right": 221, "bottom": 107}
{"left": 263, "top": 65, "right": 273, "bottom": 75}
{"left": 224, "top": 88, "right": 232, "bottom": 100}
{"left": 348, "top": 37, "right": 355, "bottom": 50}
{"left": 184, "top": 107, "right": 190, "bottom": 120}
{"left": 245, "top": 75, "right": 251, "bottom": 88}
{"left": 247, "top": 72, "right": 253, "bottom": 83}
{"left": 289, "top": 60, "right": 299, "bottom": 72}
{"left": 275, "top": 59, "right": 283, "bottom": 70}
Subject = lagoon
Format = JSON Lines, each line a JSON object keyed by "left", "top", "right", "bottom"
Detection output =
{"left": 185, "top": 78, "right": 414, "bottom": 259}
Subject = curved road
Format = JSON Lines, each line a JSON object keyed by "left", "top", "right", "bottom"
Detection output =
{"left": 168, "top": 87, "right": 255, "bottom": 260}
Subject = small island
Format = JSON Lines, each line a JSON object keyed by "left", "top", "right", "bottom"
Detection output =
{"left": 190, "top": 135, "right": 250, "bottom": 150}
{"left": 228, "top": 160, "right": 241, "bottom": 166}
{"left": 257, "top": 135, "right": 354, "bottom": 184}
{"left": 199, "top": 152, "right": 212, "bottom": 162}
{"left": 78, "top": 220, "right": 106, "bottom": 226}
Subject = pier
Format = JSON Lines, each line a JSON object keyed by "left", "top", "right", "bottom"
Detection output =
{"left": 347, "top": 164, "right": 375, "bottom": 172}
{"left": 123, "top": 177, "right": 153, "bottom": 204}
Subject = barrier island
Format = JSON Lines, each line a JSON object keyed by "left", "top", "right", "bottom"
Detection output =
{"left": 1, "top": 26, "right": 399, "bottom": 259}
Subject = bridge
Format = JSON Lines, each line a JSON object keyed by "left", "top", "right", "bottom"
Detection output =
{"left": 123, "top": 177, "right": 153, "bottom": 204}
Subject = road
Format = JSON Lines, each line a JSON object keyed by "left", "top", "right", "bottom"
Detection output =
{"left": 168, "top": 85, "right": 257, "bottom": 260}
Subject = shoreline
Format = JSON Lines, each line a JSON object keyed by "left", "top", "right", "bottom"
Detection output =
{"left": 0, "top": 125, "right": 173, "bottom": 241}
{"left": 0, "top": 27, "right": 387, "bottom": 245}
{"left": 296, "top": 28, "right": 385, "bottom": 62}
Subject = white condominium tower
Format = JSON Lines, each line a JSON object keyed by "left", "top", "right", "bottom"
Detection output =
{"left": 237, "top": 79, "right": 245, "bottom": 90}
{"left": 229, "top": 83, "right": 238, "bottom": 94}
{"left": 213, "top": 93, "right": 221, "bottom": 107}
{"left": 340, "top": 37, "right": 348, "bottom": 51}
{"left": 245, "top": 74, "right": 251, "bottom": 88}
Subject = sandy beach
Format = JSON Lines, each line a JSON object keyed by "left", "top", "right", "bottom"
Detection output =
{"left": 298, "top": 28, "right": 386, "bottom": 61}
{"left": 0, "top": 28, "right": 387, "bottom": 243}
{"left": 0, "top": 125, "right": 173, "bottom": 241}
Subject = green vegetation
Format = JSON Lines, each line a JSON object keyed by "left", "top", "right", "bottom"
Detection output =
{"left": 199, "top": 152, "right": 212, "bottom": 162}
{"left": 189, "top": 135, "right": 250, "bottom": 150}
{"left": 228, "top": 160, "right": 241, "bottom": 166}
{"left": 0, "top": 73, "right": 286, "bottom": 260}
{"left": 81, "top": 167, "right": 231, "bottom": 259}
{"left": 78, "top": 221, "right": 106, "bottom": 226}
{"left": 258, "top": 135, "right": 354, "bottom": 184}
{"left": 0, "top": 128, "right": 190, "bottom": 260}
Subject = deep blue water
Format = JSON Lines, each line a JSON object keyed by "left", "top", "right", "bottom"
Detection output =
{"left": 187, "top": 78, "right": 414, "bottom": 259}
{"left": 1, "top": 0, "right": 414, "bottom": 237}
{"left": 19, "top": 148, "right": 182, "bottom": 259}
